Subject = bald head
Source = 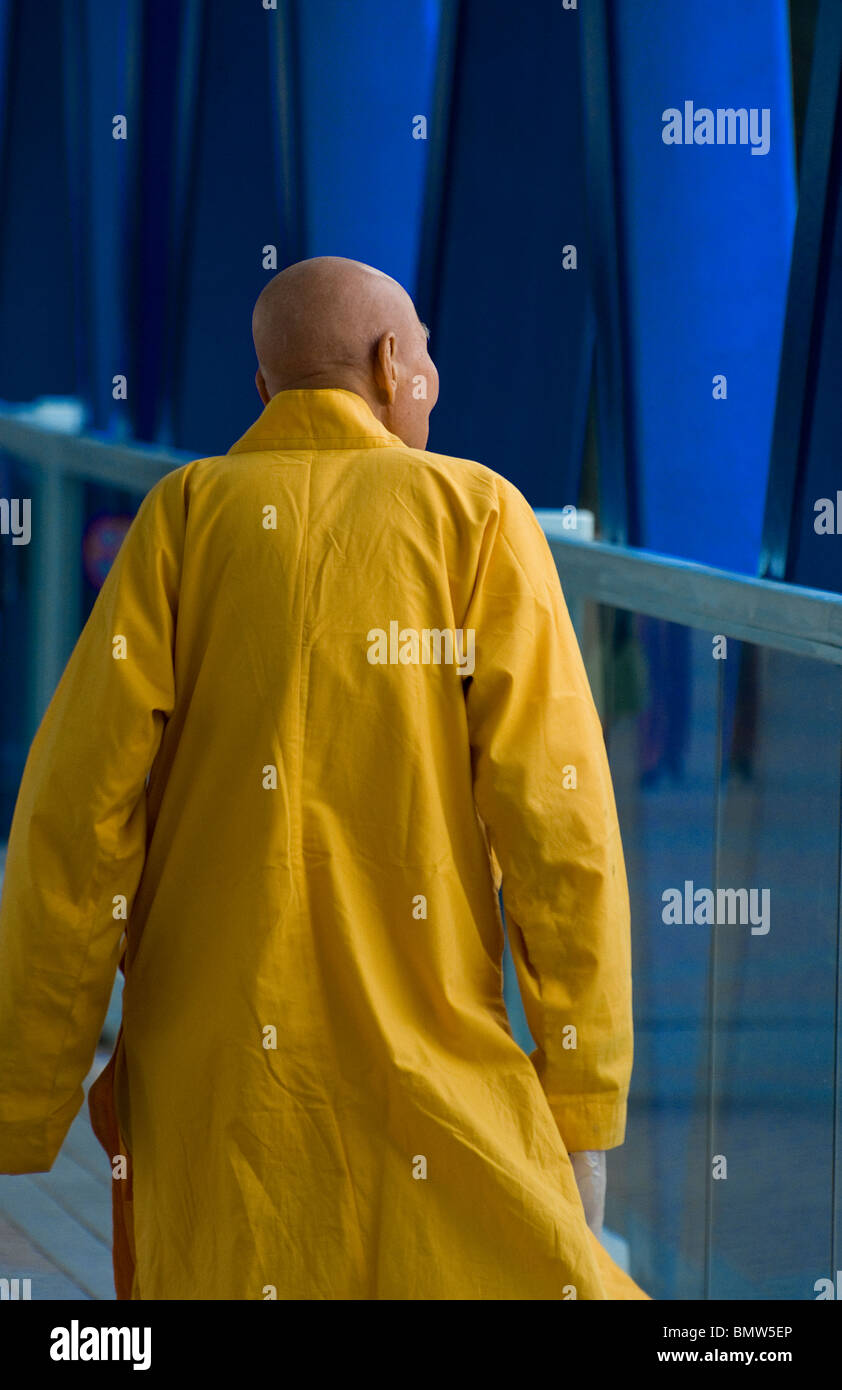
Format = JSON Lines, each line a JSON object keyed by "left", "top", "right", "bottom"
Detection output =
{"left": 252, "top": 257, "right": 439, "bottom": 449}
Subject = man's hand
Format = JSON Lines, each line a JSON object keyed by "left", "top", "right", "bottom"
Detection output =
{"left": 569, "top": 1150, "right": 606, "bottom": 1236}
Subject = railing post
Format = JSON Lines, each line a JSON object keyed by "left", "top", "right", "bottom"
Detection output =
{"left": 30, "top": 453, "right": 83, "bottom": 736}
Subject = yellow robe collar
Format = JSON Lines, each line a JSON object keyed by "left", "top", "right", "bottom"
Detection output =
{"left": 227, "top": 387, "right": 405, "bottom": 454}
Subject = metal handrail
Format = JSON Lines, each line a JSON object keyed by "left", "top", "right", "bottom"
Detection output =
{"left": 0, "top": 409, "right": 191, "bottom": 492}
{"left": 3, "top": 406, "right": 841, "bottom": 683}
{"left": 538, "top": 524, "right": 842, "bottom": 667}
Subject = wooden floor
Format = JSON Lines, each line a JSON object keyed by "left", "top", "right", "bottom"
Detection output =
{"left": 0, "top": 1048, "right": 116, "bottom": 1300}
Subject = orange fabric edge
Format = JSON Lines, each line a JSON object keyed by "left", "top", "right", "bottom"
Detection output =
{"left": 87, "top": 1029, "right": 136, "bottom": 1301}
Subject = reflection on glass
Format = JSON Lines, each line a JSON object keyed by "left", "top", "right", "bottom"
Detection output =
{"left": 710, "top": 642, "right": 840, "bottom": 1299}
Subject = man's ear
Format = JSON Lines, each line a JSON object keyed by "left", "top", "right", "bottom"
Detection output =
{"left": 256, "top": 367, "right": 271, "bottom": 406}
{"left": 373, "top": 331, "right": 399, "bottom": 403}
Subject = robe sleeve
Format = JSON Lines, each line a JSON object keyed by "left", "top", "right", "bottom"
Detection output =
{"left": 0, "top": 470, "right": 184, "bottom": 1173}
{"left": 463, "top": 478, "right": 633, "bottom": 1153}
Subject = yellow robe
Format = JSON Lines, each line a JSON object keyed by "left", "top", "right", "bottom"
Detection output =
{"left": 0, "top": 388, "right": 647, "bottom": 1300}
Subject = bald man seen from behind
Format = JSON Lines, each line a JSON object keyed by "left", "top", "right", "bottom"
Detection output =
{"left": 0, "top": 256, "right": 648, "bottom": 1300}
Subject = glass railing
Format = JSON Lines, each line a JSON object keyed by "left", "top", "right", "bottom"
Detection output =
{"left": 530, "top": 519, "right": 842, "bottom": 1301}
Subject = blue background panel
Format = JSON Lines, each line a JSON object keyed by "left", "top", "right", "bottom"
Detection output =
{"left": 422, "top": 0, "right": 594, "bottom": 508}
{"left": 610, "top": 0, "right": 796, "bottom": 574}
{"left": 789, "top": 148, "right": 842, "bottom": 590}
{"left": 0, "top": 0, "right": 76, "bottom": 401}
{"left": 297, "top": 0, "right": 440, "bottom": 293}
{"left": 174, "top": 0, "right": 283, "bottom": 455}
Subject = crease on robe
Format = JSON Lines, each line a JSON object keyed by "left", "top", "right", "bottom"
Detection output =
{"left": 87, "top": 1034, "right": 648, "bottom": 1301}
